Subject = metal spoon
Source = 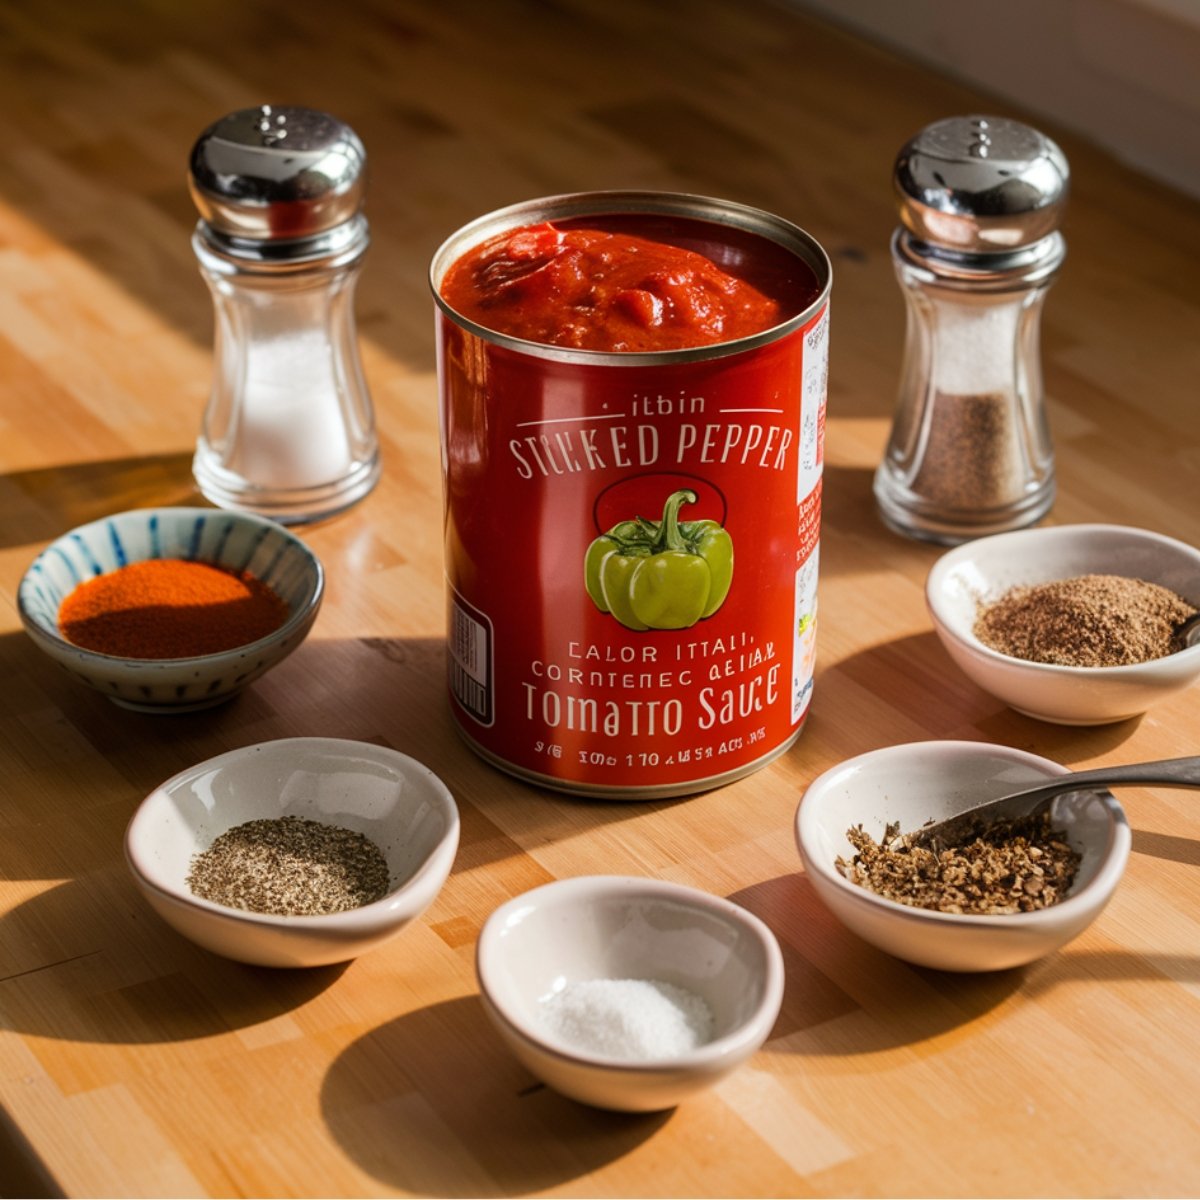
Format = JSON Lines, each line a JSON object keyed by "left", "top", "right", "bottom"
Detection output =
{"left": 910, "top": 755, "right": 1200, "bottom": 850}
{"left": 1178, "top": 610, "right": 1200, "bottom": 649}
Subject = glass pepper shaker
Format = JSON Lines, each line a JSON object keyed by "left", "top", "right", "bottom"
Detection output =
{"left": 873, "top": 115, "right": 1069, "bottom": 544}
{"left": 188, "top": 105, "right": 381, "bottom": 524}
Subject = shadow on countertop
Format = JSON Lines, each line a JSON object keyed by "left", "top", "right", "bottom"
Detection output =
{"left": 811, "top": 629, "right": 1146, "bottom": 760}
{"left": 0, "top": 1106, "right": 64, "bottom": 1200}
{"left": 0, "top": 871, "right": 349, "bottom": 1044}
{"left": 730, "top": 872, "right": 1199, "bottom": 1058}
{"left": 0, "top": 453, "right": 201, "bottom": 552}
{"left": 320, "top": 994, "right": 669, "bottom": 1197}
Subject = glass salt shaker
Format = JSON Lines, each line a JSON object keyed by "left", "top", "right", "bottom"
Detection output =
{"left": 873, "top": 115, "right": 1069, "bottom": 544}
{"left": 188, "top": 105, "right": 380, "bottom": 524}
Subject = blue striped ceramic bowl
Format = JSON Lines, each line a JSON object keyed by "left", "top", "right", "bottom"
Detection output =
{"left": 18, "top": 507, "right": 324, "bottom": 712}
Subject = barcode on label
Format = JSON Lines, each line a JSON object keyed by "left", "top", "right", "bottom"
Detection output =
{"left": 449, "top": 591, "right": 493, "bottom": 726}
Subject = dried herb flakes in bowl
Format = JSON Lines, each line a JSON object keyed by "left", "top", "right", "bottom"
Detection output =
{"left": 835, "top": 811, "right": 1080, "bottom": 915}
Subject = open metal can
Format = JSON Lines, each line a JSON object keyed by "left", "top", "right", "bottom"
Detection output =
{"left": 431, "top": 191, "right": 831, "bottom": 797}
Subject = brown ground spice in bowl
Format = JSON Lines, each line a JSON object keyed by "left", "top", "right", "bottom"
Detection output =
{"left": 973, "top": 573, "right": 1197, "bottom": 667}
{"left": 836, "top": 810, "right": 1080, "bottom": 915}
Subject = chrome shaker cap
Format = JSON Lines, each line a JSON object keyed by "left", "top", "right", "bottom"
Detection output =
{"left": 894, "top": 115, "right": 1068, "bottom": 256}
{"left": 189, "top": 105, "right": 367, "bottom": 255}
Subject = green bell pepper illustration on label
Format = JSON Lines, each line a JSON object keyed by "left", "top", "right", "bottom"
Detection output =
{"left": 584, "top": 488, "right": 734, "bottom": 631}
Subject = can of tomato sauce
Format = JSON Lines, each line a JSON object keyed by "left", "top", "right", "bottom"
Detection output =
{"left": 431, "top": 191, "right": 830, "bottom": 797}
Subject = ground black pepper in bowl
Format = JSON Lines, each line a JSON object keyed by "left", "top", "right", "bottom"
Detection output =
{"left": 187, "top": 816, "right": 391, "bottom": 916}
{"left": 835, "top": 811, "right": 1081, "bottom": 915}
{"left": 973, "top": 573, "right": 1197, "bottom": 667}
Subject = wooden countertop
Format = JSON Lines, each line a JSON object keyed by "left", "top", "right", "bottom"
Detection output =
{"left": 1, "top": 0, "right": 1198, "bottom": 1195}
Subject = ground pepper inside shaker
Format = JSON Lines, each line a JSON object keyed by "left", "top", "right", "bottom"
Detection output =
{"left": 873, "top": 115, "right": 1069, "bottom": 544}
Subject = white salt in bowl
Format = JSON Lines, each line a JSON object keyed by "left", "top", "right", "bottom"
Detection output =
{"left": 18, "top": 507, "right": 323, "bottom": 712}
{"left": 795, "top": 740, "right": 1131, "bottom": 972}
{"left": 926, "top": 523, "right": 1200, "bottom": 724}
{"left": 126, "top": 738, "right": 459, "bottom": 968}
{"left": 476, "top": 875, "right": 784, "bottom": 1112}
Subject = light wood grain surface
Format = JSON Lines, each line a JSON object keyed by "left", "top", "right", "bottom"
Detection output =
{"left": 1, "top": 1, "right": 1198, "bottom": 1196}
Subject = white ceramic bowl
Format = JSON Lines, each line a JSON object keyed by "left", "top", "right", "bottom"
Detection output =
{"left": 18, "top": 507, "right": 323, "bottom": 712}
{"left": 476, "top": 876, "right": 784, "bottom": 1112}
{"left": 126, "top": 738, "right": 460, "bottom": 968}
{"left": 795, "top": 740, "right": 1131, "bottom": 973}
{"left": 926, "top": 523, "right": 1200, "bottom": 724}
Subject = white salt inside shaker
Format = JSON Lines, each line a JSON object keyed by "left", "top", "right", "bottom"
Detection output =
{"left": 189, "top": 105, "right": 380, "bottom": 524}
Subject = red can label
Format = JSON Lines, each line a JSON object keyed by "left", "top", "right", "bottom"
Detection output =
{"left": 438, "top": 298, "right": 829, "bottom": 796}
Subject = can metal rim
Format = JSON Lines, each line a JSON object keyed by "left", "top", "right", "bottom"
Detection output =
{"left": 429, "top": 189, "right": 833, "bottom": 367}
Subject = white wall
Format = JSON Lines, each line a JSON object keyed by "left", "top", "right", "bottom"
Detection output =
{"left": 787, "top": 0, "right": 1200, "bottom": 200}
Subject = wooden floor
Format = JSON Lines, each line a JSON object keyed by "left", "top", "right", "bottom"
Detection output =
{"left": 0, "top": 0, "right": 1198, "bottom": 1196}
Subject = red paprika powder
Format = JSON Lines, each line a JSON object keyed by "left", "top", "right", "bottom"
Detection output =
{"left": 58, "top": 559, "right": 288, "bottom": 659}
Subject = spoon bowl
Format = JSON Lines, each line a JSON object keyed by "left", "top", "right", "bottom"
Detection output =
{"left": 1178, "top": 610, "right": 1200, "bottom": 649}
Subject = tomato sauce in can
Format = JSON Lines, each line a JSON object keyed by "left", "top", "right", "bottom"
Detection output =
{"left": 431, "top": 191, "right": 831, "bottom": 798}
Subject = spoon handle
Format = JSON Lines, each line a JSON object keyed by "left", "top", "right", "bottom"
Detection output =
{"left": 911, "top": 755, "right": 1200, "bottom": 850}
{"left": 1022, "top": 755, "right": 1200, "bottom": 801}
